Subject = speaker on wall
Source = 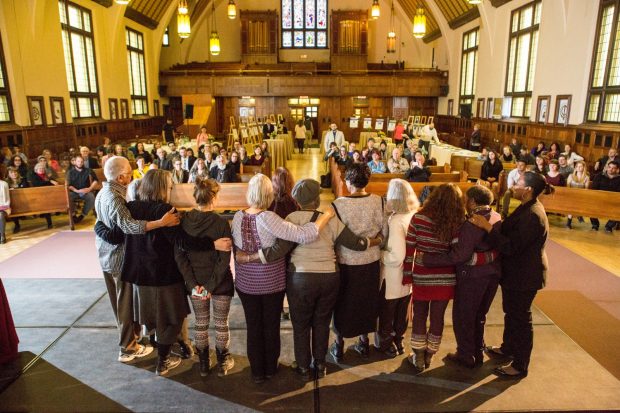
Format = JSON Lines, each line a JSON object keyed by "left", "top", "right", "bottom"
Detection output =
{"left": 459, "top": 104, "right": 472, "bottom": 119}
{"left": 184, "top": 104, "right": 194, "bottom": 119}
{"left": 439, "top": 85, "right": 449, "bottom": 96}
{"left": 158, "top": 85, "right": 168, "bottom": 96}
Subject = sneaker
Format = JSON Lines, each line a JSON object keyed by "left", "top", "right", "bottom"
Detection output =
{"left": 351, "top": 340, "right": 370, "bottom": 359}
{"left": 156, "top": 355, "right": 182, "bottom": 376}
{"left": 118, "top": 344, "right": 154, "bottom": 363}
{"left": 173, "top": 340, "right": 194, "bottom": 359}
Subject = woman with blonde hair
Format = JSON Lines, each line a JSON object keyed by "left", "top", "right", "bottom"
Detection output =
{"left": 232, "top": 173, "right": 334, "bottom": 383}
{"left": 565, "top": 160, "right": 590, "bottom": 229}
{"left": 376, "top": 179, "right": 420, "bottom": 357}
{"left": 404, "top": 183, "right": 465, "bottom": 372}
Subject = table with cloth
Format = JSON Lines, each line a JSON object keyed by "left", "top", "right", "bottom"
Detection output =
{"left": 277, "top": 133, "right": 294, "bottom": 160}
{"left": 429, "top": 143, "right": 479, "bottom": 167}
{"left": 264, "top": 139, "right": 287, "bottom": 170}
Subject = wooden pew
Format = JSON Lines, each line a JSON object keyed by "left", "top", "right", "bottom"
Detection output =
{"left": 365, "top": 181, "right": 475, "bottom": 197}
{"left": 9, "top": 185, "right": 75, "bottom": 229}
{"left": 539, "top": 187, "right": 620, "bottom": 221}
{"left": 368, "top": 171, "right": 466, "bottom": 183}
{"left": 170, "top": 183, "right": 248, "bottom": 211}
{"left": 240, "top": 160, "right": 271, "bottom": 178}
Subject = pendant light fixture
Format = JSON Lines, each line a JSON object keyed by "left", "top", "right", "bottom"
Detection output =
{"left": 227, "top": 0, "right": 237, "bottom": 19}
{"left": 209, "top": 1, "right": 221, "bottom": 56}
{"left": 386, "top": 0, "right": 396, "bottom": 53}
{"left": 413, "top": 8, "right": 426, "bottom": 39}
{"left": 371, "top": 0, "right": 380, "bottom": 19}
{"left": 468, "top": 0, "right": 483, "bottom": 4}
{"left": 115, "top": 0, "right": 130, "bottom": 4}
{"left": 177, "top": 0, "right": 190, "bottom": 39}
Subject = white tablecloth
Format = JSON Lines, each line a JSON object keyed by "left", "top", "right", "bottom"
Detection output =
{"left": 429, "top": 144, "right": 479, "bottom": 166}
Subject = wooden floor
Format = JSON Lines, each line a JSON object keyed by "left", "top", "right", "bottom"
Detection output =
{"left": 1, "top": 148, "right": 618, "bottom": 278}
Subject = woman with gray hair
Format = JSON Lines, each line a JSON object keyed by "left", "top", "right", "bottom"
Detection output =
{"left": 231, "top": 174, "right": 334, "bottom": 383}
{"left": 237, "top": 179, "right": 383, "bottom": 380}
{"left": 375, "top": 179, "right": 420, "bottom": 357}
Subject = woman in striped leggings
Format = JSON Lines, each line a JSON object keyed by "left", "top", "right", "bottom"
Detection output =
{"left": 175, "top": 177, "right": 235, "bottom": 377}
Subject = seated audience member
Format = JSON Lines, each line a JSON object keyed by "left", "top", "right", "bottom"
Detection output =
{"left": 179, "top": 147, "right": 196, "bottom": 172}
{"left": 187, "top": 148, "right": 197, "bottom": 160}
{"left": 170, "top": 157, "right": 189, "bottom": 184}
{"left": 420, "top": 185, "right": 501, "bottom": 369}
{"left": 239, "top": 146, "right": 250, "bottom": 165}
{"left": 469, "top": 124, "right": 481, "bottom": 151}
{"left": 501, "top": 159, "right": 527, "bottom": 218}
{"left": 557, "top": 155, "right": 574, "bottom": 178}
{"left": 12, "top": 146, "right": 28, "bottom": 164}
{"left": 403, "top": 139, "right": 419, "bottom": 163}
{"left": 590, "top": 161, "right": 620, "bottom": 233}
{"left": 594, "top": 148, "right": 618, "bottom": 175}
{"left": 154, "top": 148, "right": 171, "bottom": 170}
{"left": 101, "top": 146, "right": 115, "bottom": 167}
{"left": 114, "top": 144, "right": 127, "bottom": 159}
{"left": 323, "top": 142, "right": 339, "bottom": 163}
{"left": 29, "top": 163, "right": 56, "bottom": 229}
{"left": 67, "top": 155, "right": 99, "bottom": 223}
{"left": 9, "top": 156, "right": 28, "bottom": 178}
{"left": 42, "top": 149, "right": 61, "bottom": 173}
{"left": 387, "top": 148, "right": 410, "bottom": 174}
{"left": 204, "top": 150, "right": 215, "bottom": 171}
{"left": 406, "top": 151, "right": 431, "bottom": 182}
{"left": 367, "top": 149, "right": 386, "bottom": 174}
{"left": 166, "top": 142, "right": 179, "bottom": 161}
{"left": 268, "top": 167, "right": 299, "bottom": 219}
{"left": 476, "top": 147, "right": 489, "bottom": 161}
{"left": 197, "top": 144, "right": 206, "bottom": 160}
{"left": 187, "top": 157, "right": 209, "bottom": 184}
{"left": 547, "top": 142, "right": 561, "bottom": 160}
{"left": 150, "top": 142, "right": 162, "bottom": 160}
{"left": 6, "top": 167, "right": 27, "bottom": 189}
{"left": 365, "top": 138, "right": 376, "bottom": 155}
{"left": 37, "top": 155, "right": 58, "bottom": 181}
{"left": 360, "top": 147, "right": 371, "bottom": 163}
{"left": 134, "top": 142, "right": 153, "bottom": 164}
{"left": 351, "top": 150, "right": 363, "bottom": 164}
{"left": 247, "top": 145, "right": 266, "bottom": 166}
{"left": 259, "top": 141, "right": 270, "bottom": 159}
{"left": 509, "top": 137, "right": 522, "bottom": 156}
{"left": 348, "top": 143, "right": 357, "bottom": 157}
{"left": 379, "top": 141, "right": 388, "bottom": 160}
{"left": 95, "top": 146, "right": 106, "bottom": 162}
{"left": 149, "top": 162, "right": 159, "bottom": 170}
{"left": 337, "top": 146, "right": 352, "bottom": 167}
{"left": 480, "top": 150, "right": 504, "bottom": 194}
{"left": 545, "top": 160, "right": 566, "bottom": 187}
{"left": 499, "top": 146, "right": 515, "bottom": 163}
{"left": 565, "top": 160, "right": 590, "bottom": 229}
{"left": 133, "top": 156, "right": 149, "bottom": 180}
{"left": 533, "top": 155, "right": 547, "bottom": 175}
{"left": 209, "top": 154, "right": 237, "bottom": 183}
{"left": 561, "top": 144, "right": 584, "bottom": 167}
{"left": 229, "top": 151, "right": 241, "bottom": 174}
{"left": 0, "top": 178, "right": 11, "bottom": 243}
{"left": 1, "top": 146, "right": 12, "bottom": 166}
{"left": 518, "top": 146, "right": 536, "bottom": 165}
{"left": 531, "top": 141, "right": 546, "bottom": 157}
{"left": 80, "top": 146, "right": 101, "bottom": 169}
{"left": 232, "top": 141, "right": 242, "bottom": 154}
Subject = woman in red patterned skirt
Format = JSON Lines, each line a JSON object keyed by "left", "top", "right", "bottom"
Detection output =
{"left": 403, "top": 184, "right": 466, "bottom": 373}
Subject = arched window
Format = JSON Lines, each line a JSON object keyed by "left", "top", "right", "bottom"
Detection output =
{"left": 0, "top": 34, "right": 13, "bottom": 123}
{"left": 281, "top": 0, "right": 328, "bottom": 48}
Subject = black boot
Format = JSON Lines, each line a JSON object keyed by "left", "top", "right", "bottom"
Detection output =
{"left": 156, "top": 344, "right": 181, "bottom": 376}
{"left": 198, "top": 347, "right": 210, "bottom": 377}
{"left": 176, "top": 340, "right": 194, "bottom": 359}
{"left": 216, "top": 348, "right": 234, "bottom": 377}
{"left": 0, "top": 234, "right": 6, "bottom": 244}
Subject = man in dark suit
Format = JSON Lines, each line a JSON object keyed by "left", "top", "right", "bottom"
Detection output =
{"left": 80, "top": 146, "right": 100, "bottom": 169}
{"left": 470, "top": 172, "right": 549, "bottom": 379}
{"left": 178, "top": 147, "right": 196, "bottom": 171}
{"left": 154, "top": 148, "right": 171, "bottom": 170}
{"left": 263, "top": 119, "right": 275, "bottom": 137}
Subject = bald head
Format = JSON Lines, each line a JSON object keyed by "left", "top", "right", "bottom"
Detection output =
{"left": 104, "top": 156, "right": 131, "bottom": 182}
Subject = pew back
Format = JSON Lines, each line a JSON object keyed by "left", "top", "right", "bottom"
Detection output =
{"left": 9, "top": 185, "right": 74, "bottom": 228}
{"left": 365, "top": 181, "right": 475, "bottom": 197}
{"left": 170, "top": 183, "right": 249, "bottom": 211}
{"left": 539, "top": 187, "right": 620, "bottom": 221}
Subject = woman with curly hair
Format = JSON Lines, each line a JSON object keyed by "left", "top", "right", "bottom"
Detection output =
{"left": 404, "top": 183, "right": 466, "bottom": 373}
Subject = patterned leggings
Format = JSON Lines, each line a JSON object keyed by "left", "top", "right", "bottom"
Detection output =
{"left": 190, "top": 295, "right": 232, "bottom": 351}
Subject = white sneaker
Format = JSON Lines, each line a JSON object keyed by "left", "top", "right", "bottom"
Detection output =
{"left": 118, "top": 344, "right": 154, "bottom": 363}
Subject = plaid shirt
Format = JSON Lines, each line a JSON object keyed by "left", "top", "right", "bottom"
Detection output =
{"left": 95, "top": 181, "right": 146, "bottom": 273}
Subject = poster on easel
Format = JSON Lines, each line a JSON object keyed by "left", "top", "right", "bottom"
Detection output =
{"left": 375, "top": 118, "right": 384, "bottom": 130}
{"left": 349, "top": 117, "right": 360, "bottom": 128}
{"left": 363, "top": 117, "right": 372, "bottom": 129}
{"left": 387, "top": 119, "right": 396, "bottom": 132}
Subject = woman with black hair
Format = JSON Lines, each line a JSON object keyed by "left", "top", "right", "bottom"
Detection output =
{"left": 470, "top": 171, "right": 553, "bottom": 379}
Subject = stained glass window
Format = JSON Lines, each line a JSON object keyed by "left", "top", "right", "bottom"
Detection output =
{"left": 586, "top": 0, "right": 620, "bottom": 124}
{"left": 282, "top": 0, "right": 328, "bottom": 48}
{"left": 504, "top": 0, "right": 540, "bottom": 118}
{"left": 0, "top": 34, "right": 12, "bottom": 123}
{"left": 59, "top": 0, "right": 100, "bottom": 119}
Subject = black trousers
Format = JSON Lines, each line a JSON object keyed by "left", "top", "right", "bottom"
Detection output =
{"left": 452, "top": 273, "right": 499, "bottom": 360}
{"left": 237, "top": 289, "right": 285, "bottom": 377}
{"left": 295, "top": 139, "right": 305, "bottom": 153}
{"left": 590, "top": 218, "right": 617, "bottom": 230}
{"left": 500, "top": 288, "right": 537, "bottom": 372}
{"left": 287, "top": 272, "right": 339, "bottom": 369}
{"left": 376, "top": 294, "right": 410, "bottom": 351}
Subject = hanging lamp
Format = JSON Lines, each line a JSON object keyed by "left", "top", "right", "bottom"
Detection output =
{"left": 371, "top": 0, "right": 380, "bottom": 19}
{"left": 210, "top": 1, "right": 220, "bottom": 56}
{"left": 387, "top": 0, "right": 396, "bottom": 53}
{"left": 227, "top": 0, "right": 237, "bottom": 19}
{"left": 468, "top": 0, "right": 482, "bottom": 4}
{"left": 413, "top": 8, "right": 426, "bottom": 39}
{"left": 178, "top": 0, "right": 188, "bottom": 15}
{"left": 115, "top": 0, "right": 130, "bottom": 4}
{"left": 178, "top": 13, "right": 191, "bottom": 38}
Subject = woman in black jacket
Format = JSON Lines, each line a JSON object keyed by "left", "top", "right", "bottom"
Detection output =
{"left": 121, "top": 169, "right": 190, "bottom": 376}
{"left": 175, "top": 177, "right": 235, "bottom": 377}
{"left": 480, "top": 151, "right": 504, "bottom": 196}
{"left": 470, "top": 172, "right": 552, "bottom": 379}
